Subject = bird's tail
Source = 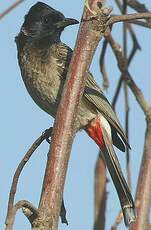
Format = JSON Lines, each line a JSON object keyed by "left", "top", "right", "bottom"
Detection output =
{"left": 85, "top": 116, "right": 136, "bottom": 226}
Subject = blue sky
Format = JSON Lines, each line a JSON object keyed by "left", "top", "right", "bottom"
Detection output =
{"left": 1, "top": 1, "right": 151, "bottom": 229}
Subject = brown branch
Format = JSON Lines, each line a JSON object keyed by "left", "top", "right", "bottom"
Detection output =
{"left": 105, "top": 31, "right": 151, "bottom": 230}
{"left": 131, "top": 20, "right": 151, "bottom": 29}
{"left": 114, "top": 1, "right": 141, "bottom": 53}
{"left": 128, "top": 0, "right": 150, "bottom": 14}
{"left": 6, "top": 200, "right": 39, "bottom": 230}
{"left": 122, "top": 0, "right": 132, "bottom": 189}
{"left": 111, "top": 3, "right": 132, "bottom": 228}
{"left": 99, "top": 39, "right": 109, "bottom": 90}
{"left": 5, "top": 128, "right": 52, "bottom": 229}
{"left": 0, "top": 0, "right": 26, "bottom": 20}
{"left": 127, "top": 0, "right": 151, "bottom": 26}
{"left": 131, "top": 122, "right": 151, "bottom": 230}
{"left": 16, "top": 200, "right": 39, "bottom": 224}
{"left": 114, "top": 0, "right": 151, "bottom": 29}
{"left": 115, "top": 0, "right": 151, "bottom": 21}
{"left": 124, "top": 83, "right": 131, "bottom": 188}
{"left": 108, "top": 12, "right": 151, "bottom": 26}
{"left": 111, "top": 7, "right": 141, "bottom": 109}
{"left": 35, "top": 2, "right": 111, "bottom": 230}
{"left": 93, "top": 154, "right": 107, "bottom": 230}
{"left": 111, "top": 210, "right": 123, "bottom": 230}
{"left": 112, "top": 43, "right": 139, "bottom": 108}
{"left": 105, "top": 31, "right": 150, "bottom": 115}
{"left": 115, "top": 0, "right": 123, "bottom": 12}
{"left": 126, "top": 24, "right": 141, "bottom": 51}
{"left": 112, "top": 77, "right": 123, "bottom": 109}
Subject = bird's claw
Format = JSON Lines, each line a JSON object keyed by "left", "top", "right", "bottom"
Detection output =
{"left": 43, "top": 127, "right": 53, "bottom": 144}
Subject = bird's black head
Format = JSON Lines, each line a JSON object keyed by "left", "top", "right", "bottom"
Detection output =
{"left": 20, "top": 2, "right": 79, "bottom": 41}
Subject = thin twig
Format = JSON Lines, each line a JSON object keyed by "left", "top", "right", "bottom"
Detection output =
{"left": 126, "top": 24, "right": 141, "bottom": 51}
{"left": 124, "top": 83, "right": 131, "bottom": 187}
{"left": 114, "top": 0, "right": 123, "bottom": 12}
{"left": 114, "top": 0, "right": 142, "bottom": 51}
{"left": 112, "top": 43, "right": 139, "bottom": 109}
{"left": 105, "top": 30, "right": 151, "bottom": 229}
{"left": 93, "top": 154, "right": 107, "bottom": 230}
{"left": 128, "top": 0, "right": 151, "bottom": 25}
{"left": 99, "top": 39, "right": 109, "bottom": 90}
{"left": 111, "top": 2, "right": 132, "bottom": 228}
{"left": 123, "top": 0, "right": 131, "bottom": 190}
{"left": 128, "top": 0, "right": 150, "bottom": 14}
{"left": 111, "top": 210, "right": 123, "bottom": 230}
{"left": 112, "top": 77, "right": 123, "bottom": 109}
{"left": 131, "top": 20, "right": 151, "bottom": 29}
{"left": 131, "top": 123, "right": 151, "bottom": 230}
{"left": 105, "top": 31, "right": 150, "bottom": 115}
{"left": 114, "top": 0, "right": 151, "bottom": 28}
{"left": 108, "top": 12, "right": 151, "bottom": 26}
{"left": 5, "top": 128, "right": 52, "bottom": 229}
{"left": 111, "top": 30, "right": 140, "bottom": 109}
{"left": 6, "top": 200, "right": 39, "bottom": 230}
{"left": 110, "top": 0, "right": 141, "bottom": 110}
{"left": 0, "top": 0, "right": 26, "bottom": 20}
{"left": 15, "top": 200, "right": 39, "bottom": 224}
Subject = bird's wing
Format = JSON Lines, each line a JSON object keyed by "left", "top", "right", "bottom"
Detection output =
{"left": 84, "top": 73, "right": 130, "bottom": 149}
{"left": 57, "top": 44, "right": 129, "bottom": 149}
{"left": 55, "top": 42, "right": 73, "bottom": 77}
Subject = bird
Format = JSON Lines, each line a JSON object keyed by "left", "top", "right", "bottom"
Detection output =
{"left": 15, "top": 2, "right": 136, "bottom": 226}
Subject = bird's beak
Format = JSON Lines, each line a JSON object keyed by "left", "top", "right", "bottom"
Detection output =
{"left": 55, "top": 18, "right": 79, "bottom": 29}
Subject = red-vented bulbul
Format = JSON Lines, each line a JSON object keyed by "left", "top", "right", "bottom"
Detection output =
{"left": 15, "top": 2, "right": 136, "bottom": 226}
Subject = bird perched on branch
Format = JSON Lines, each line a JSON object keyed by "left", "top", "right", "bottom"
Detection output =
{"left": 16, "top": 2, "right": 136, "bottom": 226}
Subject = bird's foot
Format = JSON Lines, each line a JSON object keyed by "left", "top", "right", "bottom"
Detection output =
{"left": 43, "top": 127, "right": 53, "bottom": 144}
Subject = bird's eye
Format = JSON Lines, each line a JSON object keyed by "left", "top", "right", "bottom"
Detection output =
{"left": 43, "top": 17, "right": 49, "bottom": 24}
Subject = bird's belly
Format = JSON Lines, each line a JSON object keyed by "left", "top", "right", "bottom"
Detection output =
{"left": 21, "top": 68, "right": 97, "bottom": 130}
{"left": 76, "top": 98, "right": 97, "bottom": 130}
{"left": 22, "top": 71, "right": 63, "bottom": 118}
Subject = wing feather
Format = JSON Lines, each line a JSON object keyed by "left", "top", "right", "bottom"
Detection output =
{"left": 84, "top": 73, "right": 130, "bottom": 148}
{"left": 57, "top": 44, "right": 130, "bottom": 149}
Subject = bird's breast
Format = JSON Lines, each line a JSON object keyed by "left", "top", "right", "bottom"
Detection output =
{"left": 18, "top": 45, "right": 64, "bottom": 117}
